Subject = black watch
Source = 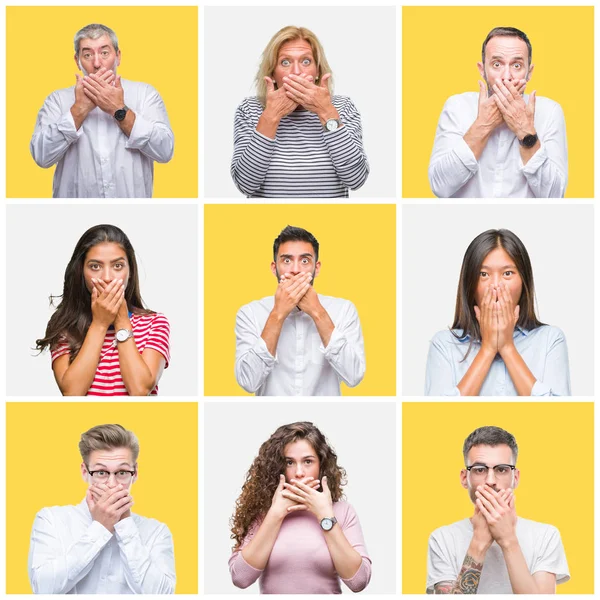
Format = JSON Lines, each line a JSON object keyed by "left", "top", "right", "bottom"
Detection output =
{"left": 114, "top": 105, "right": 129, "bottom": 122}
{"left": 519, "top": 132, "right": 538, "bottom": 148}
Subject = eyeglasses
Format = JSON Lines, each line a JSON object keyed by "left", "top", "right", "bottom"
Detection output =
{"left": 466, "top": 464, "right": 515, "bottom": 479}
{"left": 86, "top": 468, "right": 136, "bottom": 484}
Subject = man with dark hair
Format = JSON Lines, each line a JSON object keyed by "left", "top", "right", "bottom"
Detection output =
{"left": 429, "top": 26, "right": 567, "bottom": 198}
{"left": 235, "top": 225, "right": 365, "bottom": 395}
{"left": 28, "top": 424, "right": 175, "bottom": 594}
{"left": 426, "top": 426, "right": 569, "bottom": 594}
{"left": 30, "top": 23, "right": 174, "bottom": 198}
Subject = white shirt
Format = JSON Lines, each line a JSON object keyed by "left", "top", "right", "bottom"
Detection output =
{"left": 235, "top": 294, "right": 365, "bottom": 396}
{"left": 429, "top": 92, "right": 568, "bottom": 197}
{"left": 427, "top": 516, "right": 570, "bottom": 593}
{"left": 425, "top": 325, "right": 571, "bottom": 396}
{"left": 30, "top": 79, "right": 174, "bottom": 198}
{"left": 28, "top": 498, "right": 176, "bottom": 594}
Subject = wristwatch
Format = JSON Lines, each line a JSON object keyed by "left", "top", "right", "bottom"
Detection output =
{"left": 116, "top": 328, "right": 134, "bottom": 343}
{"left": 320, "top": 516, "right": 338, "bottom": 531}
{"left": 114, "top": 105, "right": 130, "bottom": 122}
{"left": 324, "top": 118, "right": 342, "bottom": 132}
{"left": 519, "top": 132, "right": 538, "bottom": 148}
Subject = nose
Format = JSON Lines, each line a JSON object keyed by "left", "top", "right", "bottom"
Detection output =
{"left": 295, "top": 464, "right": 305, "bottom": 478}
{"left": 292, "top": 61, "right": 301, "bottom": 75}
{"left": 92, "top": 53, "right": 101, "bottom": 69}
{"left": 106, "top": 472, "right": 118, "bottom": 487}
{"left": 485, "top": 469, "right": 497, "bottom": 486}
{"left": 101, "top": 267, "right": 112, "bottom": 282}
{"left": 501, "top": 64, "right": 512, "bottom": 81}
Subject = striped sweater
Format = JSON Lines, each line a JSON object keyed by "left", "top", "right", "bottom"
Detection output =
{"left": 231, "top": 95, "right": 369, "bottom": 198}
{"left": 51, "top": 313, "right": 170, "bottom": 396}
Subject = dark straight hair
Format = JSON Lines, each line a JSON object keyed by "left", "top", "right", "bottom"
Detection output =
{"left": 451, "top": 229, "right": 543, "bottom": 357}
{"left": 36, "top": 225, "right": 153, "bottom": 360}
{"left": 482, "top": 26, "right": 532, "bottom": 66}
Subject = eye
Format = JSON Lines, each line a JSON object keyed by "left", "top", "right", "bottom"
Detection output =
{"left": 102, "top": 51, "right": 109, "bottom": 57}
{"left": 301, "top": 258, "right": 309, "bottom": 264}
{"left": 304, "top": 459, "right": 313, "bottom": 464}
{"left": 513, "top": 63, "right": 522, "bottom": 69}
{"left": 117, "top": 470, "right": 128, "bottom": 476}
{"left": 96, "top": 470, "right": 108, "bottom": 476}
{"left": 503, "top": 271, "right": 514, "bottom": 277}
{"left": 90, "top": 264, "right": 101, "bottom": 271}
{"left": 302, "top": 58, "right": 311, "bottom": 66}
{"left": 480, "top": 272, "right": 489, "bottom": 278}
{"left": 493, "top": 61, "right": 501, "bottom": 68}
{"left": 281, "top": 59, "right": 290, "bottom": 67}
{"left": 114, "top": 263, "right": 124, "bottom": 270}
{"left": 286, "top": 460, "right": 293, "bottom": 466}
{"left": 83, "top": 53, "right": 91, "bottom": 60}
{"left": 473, "top": 467, "right": 486, "bottom": 475}
{"left": 283, "top": 258, "right": 291, "bottom": 264}
{"left": 496, "top": 466, "right": 509, "bottom": 474}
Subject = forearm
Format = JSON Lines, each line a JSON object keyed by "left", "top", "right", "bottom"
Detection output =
{"left": 310, "top": 307, "right": 335, "bottom": 347}
{"left": 260, "top": 309, "right": 285, "bottom": 357}
{"left": 321, "top": 526, "right": 362, "bottom": 580}
{"left": 70, "top": 103, "right": 91, "bottom": 130}
{"left": 502, "top": 540, "right": 544, "bottom": 593}
{"left": 519, "top": 138, "right": 541, "bottom": 166}
{"left": 241, "top": 509, "right": 283, "bottom": 570}
{"left": 463, "top": 120, "right": 493, "bottom": 160}
{"left": 57, "top": 323, "right": 107, "bottom": 395}
{"left": 457, "top": 347, "right": 495, "bottom": 396}
{"left": 500, "top": 345, "right": 535, "bottom": 396}
{"left": 117, "top": 110, "right": 136, "bottom": 138}
{"left": 116, "top": 318, "right": 155, "bottom": 396}
{"left": 256, "top": 110, "right": 281, "bottom": 140}
{"left": 435, "top": 541, "right": 486, "bottom": 594}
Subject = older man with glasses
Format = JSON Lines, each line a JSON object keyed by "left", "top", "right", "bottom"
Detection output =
{"left": 27, "top": 424, "right": 175, "bottom": 594}
{"left": 426, "top": 426, "right": 569, "bottom": 594}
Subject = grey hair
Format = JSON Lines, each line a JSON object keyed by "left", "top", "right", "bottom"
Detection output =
{"left": 463, "top": 426, "right": 518, "bottom": 464}
{"left": 74, "top": 24, "right": 119, "bottom": 55}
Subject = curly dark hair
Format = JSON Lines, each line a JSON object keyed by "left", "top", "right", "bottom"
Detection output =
{"left": 230, "top": 422, "right": 347, "bottom": 550}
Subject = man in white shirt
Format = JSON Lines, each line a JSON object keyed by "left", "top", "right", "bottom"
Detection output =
{"left": 426, "top": 426, "right": 569, "bottom": 594}
{"left": 28, "top": 424, "right": 176, "bottom": 594}
{"left": 428, "top": 27, "right": 567, "bottom": 198}
{"left": 30, "top": 23, "right": 174, "bottom": 198}
{"left": 235, "top": 225, "right": 365, "bottom": 396}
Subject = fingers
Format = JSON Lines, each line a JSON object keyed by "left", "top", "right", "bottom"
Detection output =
{"left": 322, "top": 475, "right": 330, "bottom": 492}
{"left": 287, "top": 504, "right": 308, "bottom": 513}
{"left": 114, "top": 74, "right": 122, "bottom": 89}
{"left": 288, "top": 479, "right": 311, "bottom": 494}
{"left": 91, "top": 286, "right": 98, "bottom": 303}
{"left": 478, "top": 79, "right": 487, "bottom": 105}
{"left": 277, "top": 474, "right": 285, "bottom": 492}
{"left": 113, "top": 493, "right": 133, "bottom": 512}
{"left": 264, "top": 76, "right": 275, "bottom": 93}
{"left": 285, "top": 74, "right": 313, "bottom": 90}
{"left": 85, "top": 488, "right": 95, "bottom": 510}
{"left": 319, "top": 73, "right": 332, "bottom": 88}
{"left": 529, "top": 90, "right": 536, "bottom": 115}
{"left": 492, "top": 80, "right": 513, "bottom": 100}
{"left": 281, "top": 489, "right": 304, "bottom": 503}
{"left": 474, "top": 305, "right": 481, "bottom": 323}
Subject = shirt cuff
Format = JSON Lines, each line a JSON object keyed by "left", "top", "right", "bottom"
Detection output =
{"left": 125, "top": 112, "right": 152, "bottom": 149}
{"left": 341, "top": 557, "right": 371, "bottom": 592}
{"left": 113, "top": 516, "right": 138, "bottom": 542}
{"left": 254, "top": 128, "right": 277, "bottom": 144}
{"left": 56, "top": 109, "right": 82, "bottom": 142}
{"left": 531, "top": 379, "right": 552, "bottom": 396}
{"left": 322, "top": 326, "right": 342, "bottom": 358}
{"left": 453, "top": 138, "right": 479, "bottom": 173}
{"left": 89, "top": 519, "right": 115, "bottom": 542}
{"left": 253, "top": 336, "right": 277, "bottom": 364}
{"left": 520, "top": 142, "right": 548, "bottom": 174}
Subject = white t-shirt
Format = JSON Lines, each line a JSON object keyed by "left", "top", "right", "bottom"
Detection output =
{"left": 427, "top": 517, "right": 570, "bottom": 593}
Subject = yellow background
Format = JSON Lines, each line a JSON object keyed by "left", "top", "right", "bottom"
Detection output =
{"left": 6, "top": 402, "right": 198, "bottom": 594}
{"left": 6, "top": 6, "right": 198, "bottom": 198}
{"left": 402, "top": 402, "right": 594, "bottom": 594}
{"left": 402, "top": 6, "right": 594, "bottom": 198}
{"left": 204, "top": 204, "right": 396, "bottom": 396}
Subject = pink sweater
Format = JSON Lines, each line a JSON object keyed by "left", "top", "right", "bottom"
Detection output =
{"left": 229, "top": 501, "right": 371, "bottom": 594}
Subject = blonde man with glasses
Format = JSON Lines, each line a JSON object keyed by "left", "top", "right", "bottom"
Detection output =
{"left": 426, "top": 426, "right": 569, "bottom": 594}
{"left": 28, "top": 424, "right": 175, "bottom": 594}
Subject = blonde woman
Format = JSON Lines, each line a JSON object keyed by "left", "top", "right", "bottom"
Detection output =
{"left": 231, "top": 26, "right": 369, "bottom": 198}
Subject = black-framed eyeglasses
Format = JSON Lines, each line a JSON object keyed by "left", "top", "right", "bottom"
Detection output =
{"left": 86, "top": 468, "right": 136, "bottom": 483}
{"left": 466, "top": 464, "right": 516, "bottom": 478}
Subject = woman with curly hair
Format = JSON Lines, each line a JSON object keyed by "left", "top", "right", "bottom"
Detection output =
{"left": 229, "top": 422, "right": 371, "bottom": 593}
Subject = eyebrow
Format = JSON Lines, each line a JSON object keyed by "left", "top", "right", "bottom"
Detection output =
{"left": 87, "top": 257, "right": 127, "bottom": 264}
{"left": 81, "top": 45, "right": 111, "bottom": 52}
{"left": 91, "top": 462, "right": 133, "bottom": 468}
{"left": 285, "top": 455, "right": 317, "bottom": 460}
{"left": 279, "top": 253, "right": 314, "bottom": 259}
{"left": 480, "top": 264, "right": 516, "bottom": 270}
{"left": 491, "top": 54, "right": 525, "bottom": 62}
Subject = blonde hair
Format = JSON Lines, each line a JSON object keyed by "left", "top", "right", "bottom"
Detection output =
{"left": 79, "top": 424, "right": 139, "bottom": 464}
{"left": 255, "top": 26, "right": 333, "bottom": 107}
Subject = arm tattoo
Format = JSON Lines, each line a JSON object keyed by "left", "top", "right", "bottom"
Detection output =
{"left": 433, "top": 554, "right": 484, "bottom": 594}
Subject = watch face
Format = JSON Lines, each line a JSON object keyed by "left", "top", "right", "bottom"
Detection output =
{"left": 321, "top": 518, "right": 334, "bottom": 531}
{"left": 116, "top": 329, "right": 131, "bottom": 342}
{"left": 522, "top": 134, "right": 537, "bottom": 148}
{"left": 326, "top": 120, "right": 338, "bottom": 132}
{"left": 115, "top": 109, "right": 127, "bottom": 121}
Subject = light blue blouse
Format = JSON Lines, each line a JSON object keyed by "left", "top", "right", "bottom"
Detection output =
{"left": 425, "top": 325, "right": 571, "bottom": 396}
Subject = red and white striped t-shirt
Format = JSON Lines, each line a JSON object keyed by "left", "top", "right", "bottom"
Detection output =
{"left": 51, "top": 313, "right": 170, "bottom": 396}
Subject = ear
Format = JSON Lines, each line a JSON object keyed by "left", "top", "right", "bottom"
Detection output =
{"left": 81, "top": 461, "right": 89, "bottom": 483}
{"left": 460, "top": 468, "right": 469, "bottom": 490}
{"left": 314, "top": 260, "right": 321, "bottom": 278}
{"left": 271, "top": 261, "right": 278, "bottom": 278}
{"left": 477, "top": 61, "right": 485, "bottom": 79}
{"left": 513, "top": 468, "right": 520, "bottom": 490}
{"left": 116, "top": 50, "right": 121, "bottom": 68}
{"left": 527, "top": 63, "right": 534, "bottom": 81}
{"left": 74, "top": 54, "right": 82, "bottom": 72}
{"left": 132, "top": 463, "right": 138, "bottom": 485}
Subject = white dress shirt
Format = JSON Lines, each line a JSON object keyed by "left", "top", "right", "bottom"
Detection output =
{"left": 30, "top": 79, "right": 174, "bottom": 198}
{"left": 28, "top": 498, "right": 176, "bottom": 594}
{"left": 425, "top": 325, "right": 571, "bottom": 396}
{"left": 428, "top": 92, "right": 567, "bottom": 198}
{"left": 235, "top": 294, "right": 365, "bottom": 396}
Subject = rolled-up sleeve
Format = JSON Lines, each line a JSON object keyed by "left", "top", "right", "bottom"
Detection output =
{"left": 322, "top": 99, "right": 369, "bottom": 190}
{"left": 531, "top": 327, "right": 571, "bottom": 396}
{"left": 425, "top": 333, "right": 461, "bottom": 396}
{"left": 428, "top": 96, "right": 479, "bottom": 198}
{"left": 30, "top": 91, "right": 83, "bottom": 169}
{"left": 235, "top": 304, "right": 276, "bottom": 393}
{"left": 323, "top": 301, "right": 365, "bottom": 388}
{"left": 125, "top": 84, "right": 174, "bottom": 163}
{"left": 521, "top": 102, "right": 568, "bottom": 198}
{"left": 339, "top": 503, "right": 372, "bottom": 593}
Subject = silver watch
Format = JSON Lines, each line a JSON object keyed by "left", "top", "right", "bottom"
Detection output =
{"left": 320, "top": 516, "right": 337, "bottom": 531}
{"left": 324, "top": 118, "right": 341, "bottom": 132}
{"left": 116, "top": 328, "right": 134, "bottom": 343}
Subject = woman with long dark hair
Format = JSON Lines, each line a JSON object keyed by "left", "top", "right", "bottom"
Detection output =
{"left": 36, "top": 224, "right": 170, "bottom": 396}
{"left": 425, "top": 229, "right": 570, "bottom": 396}
{"left": 229, "top": 422, "right": 371, "bottom": 593}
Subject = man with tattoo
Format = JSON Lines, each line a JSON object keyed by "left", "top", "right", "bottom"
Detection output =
{"left": 426, "top": 426, "right": 569, "bottom": 593}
